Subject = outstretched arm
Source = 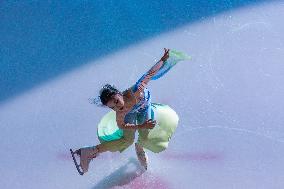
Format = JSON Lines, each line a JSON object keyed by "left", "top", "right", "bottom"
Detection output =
{"left": 133, "top": 48, "right": 170, "bottom": 94}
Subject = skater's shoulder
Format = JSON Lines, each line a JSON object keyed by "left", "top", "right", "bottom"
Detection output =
{"left": 122, "top": 88, "right": 137, "bottom": 103}
{"left": 122, "top": 88, "right": 133, "bottom": 98}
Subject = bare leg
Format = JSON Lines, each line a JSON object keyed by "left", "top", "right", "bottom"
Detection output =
{"left": 71, "top": 130, "right": 135, "bottom": 175}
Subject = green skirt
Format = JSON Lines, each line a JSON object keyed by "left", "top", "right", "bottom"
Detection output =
{"left": 97, "top": 103, "right": 179, "bottom": 153}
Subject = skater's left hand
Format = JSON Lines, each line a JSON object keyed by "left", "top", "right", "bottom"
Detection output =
{"left": 141, "top": 119, "right": 156, "bottom": 129}
{"left": 160, "top": 48, "right": 170, "bottom": 62}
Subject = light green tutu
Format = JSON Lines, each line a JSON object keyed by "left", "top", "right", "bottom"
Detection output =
{"left": 97, "top": 103, "right": 179, "bottom": 153}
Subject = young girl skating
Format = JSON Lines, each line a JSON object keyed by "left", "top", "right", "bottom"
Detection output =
{"left": 70, "top": 48, "right": 190, "bottom": 175}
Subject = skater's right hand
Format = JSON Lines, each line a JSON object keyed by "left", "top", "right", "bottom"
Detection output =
{"left": 160, "top": 48, "right": 170, "bottom": 62}
{"left": 141, "top": 119, "right": 156, "bottom": 129}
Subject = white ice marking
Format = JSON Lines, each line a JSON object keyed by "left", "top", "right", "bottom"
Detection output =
{"left": 182, "top": 125, "right": 284, "bottom": 144}
{"left": 231, "top": 22, "right": 271, "bottom": 33}
{"left": 207, "top": 44, "right": 225, "bottom": 89}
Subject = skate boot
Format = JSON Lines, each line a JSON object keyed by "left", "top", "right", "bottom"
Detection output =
{"left": 70, "top": 146, "right": 99, "bottom": 175}
{"left": 135, "top": 143, "right": 148, "bottom": 170}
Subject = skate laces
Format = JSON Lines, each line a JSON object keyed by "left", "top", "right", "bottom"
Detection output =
{"left": 89, "top": 147, "right": 99, "bottom": 159}
{"left": 79, "top": 147, "right": 99, "bottom": 160}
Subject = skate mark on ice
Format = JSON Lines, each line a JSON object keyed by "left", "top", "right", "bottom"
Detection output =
{"left": 183, "top": 125, "right": 284, "bottom": 144}
{"left": 162, "top": 151, "right": 224, "bottom": 161}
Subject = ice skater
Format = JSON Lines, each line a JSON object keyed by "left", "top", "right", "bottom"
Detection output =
{"left": 70, "top": 48, "right": 190, "bottom": 175}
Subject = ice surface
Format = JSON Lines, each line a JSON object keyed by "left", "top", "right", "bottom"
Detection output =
{"left": 1, "top": 1, "right": 284, "bottom": 189}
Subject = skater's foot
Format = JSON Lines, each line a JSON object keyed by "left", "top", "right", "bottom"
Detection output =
{"left": 77, "top": 146, "right": 99, "bottom": 173}
{"left": 135, "top": 143, "right": 148, "bottom": 170}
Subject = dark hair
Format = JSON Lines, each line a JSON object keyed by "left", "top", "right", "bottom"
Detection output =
{"left": 99, "top": 84, "right": 121, "bottom": 105}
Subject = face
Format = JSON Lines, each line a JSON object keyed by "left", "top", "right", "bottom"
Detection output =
{"left": 106, "top": 93, "right": 125, "bottom": 112}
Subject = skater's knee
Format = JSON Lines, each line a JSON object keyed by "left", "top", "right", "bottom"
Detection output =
{"left": 121, "top": 130, "right": 135, "bottom": 146}
{"left": 114, "top": 137, "right": 134, "bottom": 153}
{"left": 122, "top": 135, "right": 135, "bottom": 146}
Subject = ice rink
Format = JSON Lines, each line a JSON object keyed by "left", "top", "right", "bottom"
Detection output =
{"left": 1, "top": 1, "right": 284, "bottom": 188}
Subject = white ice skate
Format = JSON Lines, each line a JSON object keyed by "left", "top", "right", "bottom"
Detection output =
{"left": 70, "top": 146, "right": 99, "bottom": 175}
{"left": 135, "top": 143, "right": 148, "bottom": 170}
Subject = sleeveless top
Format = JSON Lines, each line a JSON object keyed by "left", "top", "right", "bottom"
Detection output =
{"left": 123, "top": 86, "right": 152, "bottom": 125}
{"left": 119, "top": 50, "right": 189, "bottom": 127}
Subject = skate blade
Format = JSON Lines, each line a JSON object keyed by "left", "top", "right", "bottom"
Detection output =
{"left": 70, "top": 149, "right": 84, "bottom": 175}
